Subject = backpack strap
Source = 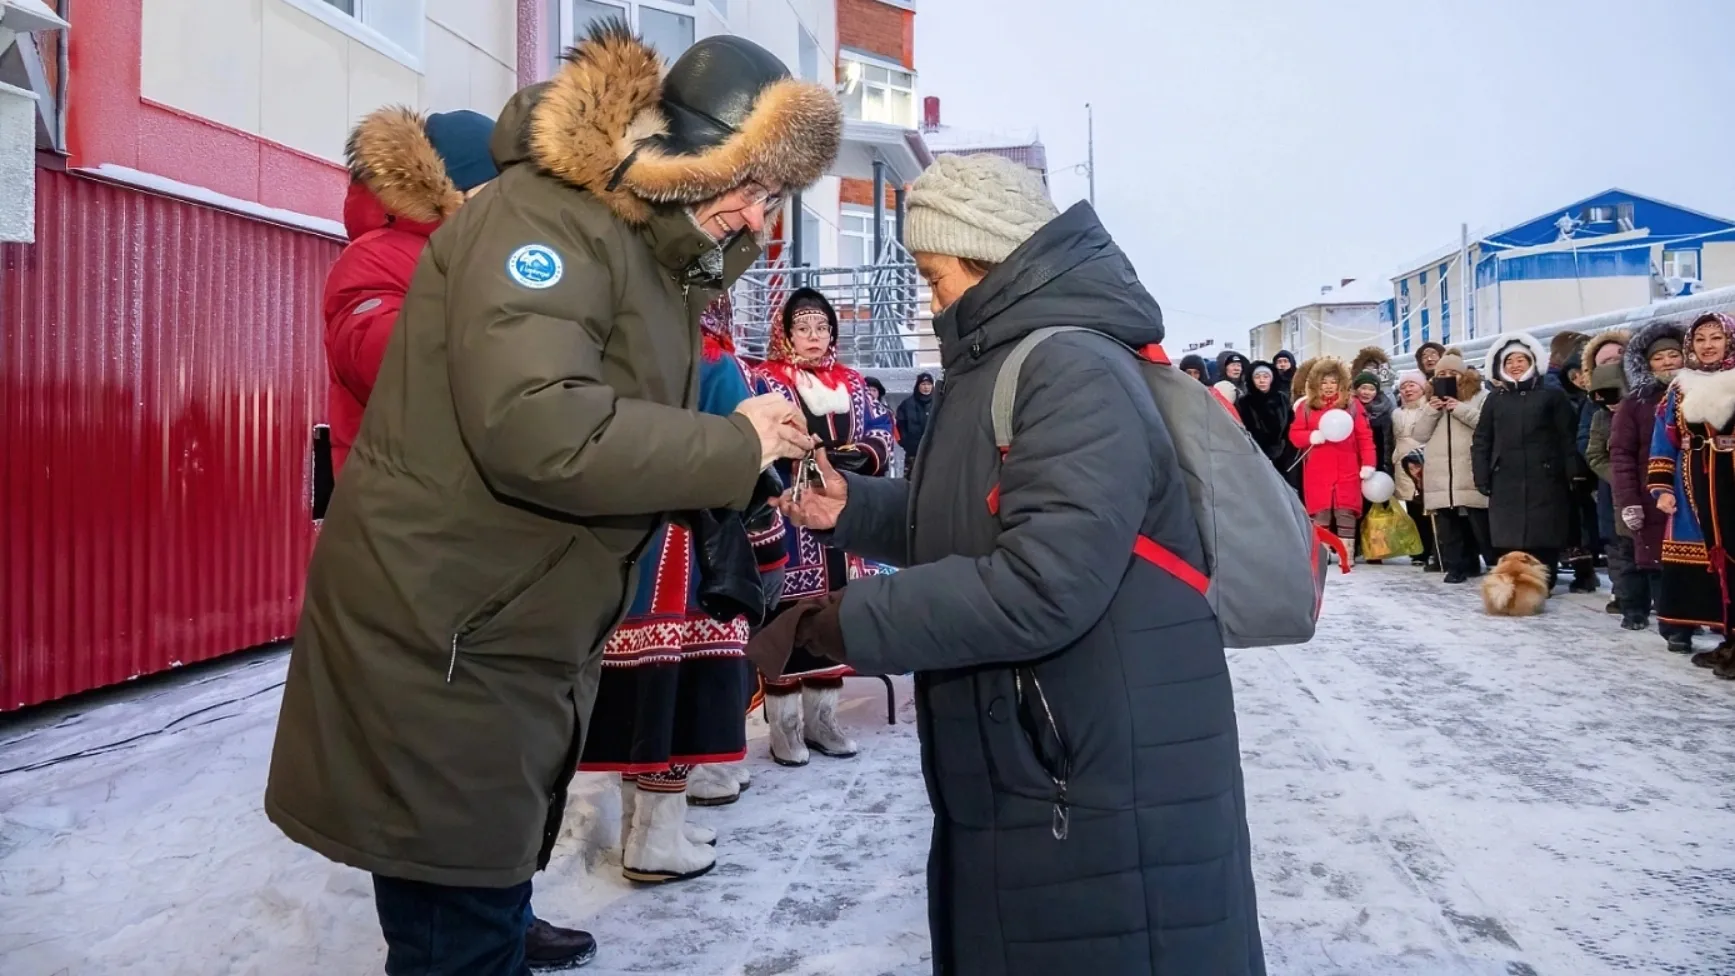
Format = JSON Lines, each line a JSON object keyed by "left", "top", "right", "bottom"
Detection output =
{"left": 991, "top": 326, "right": 1121, "bottom": 453}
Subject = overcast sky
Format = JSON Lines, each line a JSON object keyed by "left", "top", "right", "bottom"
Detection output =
{"left": 916, "top": 0, "right": 1735, "bottom": 350}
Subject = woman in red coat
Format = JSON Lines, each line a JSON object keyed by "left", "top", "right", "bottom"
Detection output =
{"left": 323, "top": 107, "right": 497, "bottom": 475}
{"left": 1290, "top": 356, "right": 1377, "bottom": 555}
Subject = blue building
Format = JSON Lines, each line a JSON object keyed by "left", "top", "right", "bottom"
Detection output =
{"left": 1389, "top": 189, "right": 1735, "bottom": 350}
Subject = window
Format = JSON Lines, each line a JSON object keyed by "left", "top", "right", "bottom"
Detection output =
{"left": 799, "top": 207, "right": 822, "bottom": 266}
{"left": 288, "top": 0, "right": 425, "bottom": 63}
{"left": 1399, "top": 279, "right": 1412, "bottom": 352}
{"left": 799, "top": 29, "right": 821, "bottom": 83}
{"left": 840, "top": 206, "right": 896, "bottom": 266}
{"left": 839, "top": 53, "right": 916, "bottom": 127}
{"left": 562, "top": 0, "right": 695, "bottom": 63}
{"left": 1663, "top": 248, "right": 1701, "bottom": 280}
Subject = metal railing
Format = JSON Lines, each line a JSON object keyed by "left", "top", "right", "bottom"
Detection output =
{"left": 730, "top": 238, "right": 939, "bottom": 377}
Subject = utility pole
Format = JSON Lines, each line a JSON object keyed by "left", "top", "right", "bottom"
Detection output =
{"left": 1459, "top": 222, "right": 1472, "bottom": 340}
{"left": 1086, "top": 103, "right": 1096, "bottom": 208}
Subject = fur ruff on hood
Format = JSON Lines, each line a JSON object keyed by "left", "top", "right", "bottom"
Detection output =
{"left": 1349, "top": 346, "right": 1391, "bottom": 386}
{"left": 1302, "top": 357, "right": 1352, "bottom": 410}
{"left": 1674, "top": 366, "right": 1735, "bottom": 430}
{"left": 1580, "top": 329, "right": 1630, "bottom": 377}
{"left": 346, "top": 107, "right": 464, "bottom": 224}
{"left": 1291, "top": 357, "right": 1321, "bottom": 401}
{"left": 1550, "top": 330, "right": 1589, "bottom": 369}
{"left": 1623, "top": 318, "right": 1687, "bottom": 395}
{"left": 1484, "top": 332, "right": 1549, "bottom": 386}
{"left": 526, "top": 21, "right": 842, "bottom": 226}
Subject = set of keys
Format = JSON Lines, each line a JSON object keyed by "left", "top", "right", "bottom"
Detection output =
{"left": 790, "top": 449, "right": 826, "bottom": 504}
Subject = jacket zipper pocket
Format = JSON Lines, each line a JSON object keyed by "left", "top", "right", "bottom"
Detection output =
{"left": 1014, "top": 668, "right": 1072, "bottom": 841}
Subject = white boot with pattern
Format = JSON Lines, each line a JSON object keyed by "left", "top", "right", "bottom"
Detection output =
{"left": 802, "top": 685, "right": 859, "bottom": 758}
{"left": 765, "top": 692, "right": 810, "bottom": 767}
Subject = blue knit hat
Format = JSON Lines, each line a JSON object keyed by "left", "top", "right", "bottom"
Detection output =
{"left": 423, "top": 110, "right": 498, "bottom": 192}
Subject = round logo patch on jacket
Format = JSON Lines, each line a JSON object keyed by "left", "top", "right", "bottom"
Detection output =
{"left": 507, "top": 244, "right": 563, "bottom": 289}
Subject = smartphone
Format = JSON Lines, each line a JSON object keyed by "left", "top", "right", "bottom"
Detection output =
{"left": 1431, "top": 376, "right": 1456, "bottom": 400}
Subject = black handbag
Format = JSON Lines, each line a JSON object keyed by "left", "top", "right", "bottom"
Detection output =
{"left": 693, "top": 508, "right": 767, "bottom": 627}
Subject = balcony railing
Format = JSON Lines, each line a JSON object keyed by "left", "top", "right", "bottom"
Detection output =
{"left": 730, "top": 238, "right": 939, "bottom": 380}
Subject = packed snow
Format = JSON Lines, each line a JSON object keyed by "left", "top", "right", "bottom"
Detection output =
{"left": 2, "top": 565, "right": 1732, "bottom": 975}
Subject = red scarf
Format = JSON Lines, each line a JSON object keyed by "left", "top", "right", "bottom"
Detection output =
{"left": 760, "top": 309, "right": 856, "bottom": 398}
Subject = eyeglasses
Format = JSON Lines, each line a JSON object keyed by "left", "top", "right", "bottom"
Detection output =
{"left": 741, "top": 182, "right": 785, "bottom": 213}
{"left": 791, "top": 324, "right": 831, "bottom": 338}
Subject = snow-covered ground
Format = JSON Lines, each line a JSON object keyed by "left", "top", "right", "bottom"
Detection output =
{"left": 2, "top": 565, "right": 1732, "bottom": 975}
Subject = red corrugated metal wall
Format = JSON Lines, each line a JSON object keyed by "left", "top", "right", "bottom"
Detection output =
{"left": 0, "top": 169, "right": 339, "bottom": 710}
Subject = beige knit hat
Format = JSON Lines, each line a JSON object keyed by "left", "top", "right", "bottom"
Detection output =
{"left": 905, "top": 153, "right": 1059, "bottom": 264}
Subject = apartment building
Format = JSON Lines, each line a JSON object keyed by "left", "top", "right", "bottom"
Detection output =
{"left": 1249, "top": 278, "right": 1393, "bottom": 364}
{"left": 1390, "top": 189, "right": 1735, "bottom": 351}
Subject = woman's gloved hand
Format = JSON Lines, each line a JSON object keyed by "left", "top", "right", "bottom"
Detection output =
{"left": 1359, "top": 466, "right": 1375, "bottom": 480}
{"left": 1309, "top": 430, "right": 1326, "bottom": 446}
{"left": 825, "top": 443, "right": 876, "bottom": 476}
{"left": 744, "top": 593, "right": 845, "bottom": 679}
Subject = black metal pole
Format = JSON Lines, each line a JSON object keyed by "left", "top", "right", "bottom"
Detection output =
{"left": 871, "top": 159, "right": 886, "bottom": 262}
{"left": 788, "top": 191, "right": 804, "bottom": 283}
{"left": 894, "top": 185, "right": 906, "bottom": 248}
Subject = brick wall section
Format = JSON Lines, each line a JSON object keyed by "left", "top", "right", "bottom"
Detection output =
{"left": 838, "top": 0, "right": 913, "bottom": 67}
{"left": 840, "top": 177, "right": 901, "bottom": 209}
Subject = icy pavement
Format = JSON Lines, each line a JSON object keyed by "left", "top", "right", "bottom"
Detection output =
{"left": 2, "top": 565, "right": 1733, "bottom": 976}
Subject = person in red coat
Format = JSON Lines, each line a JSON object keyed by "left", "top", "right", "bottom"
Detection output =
{"left": 324, "top": 107, "right": 498, "bottom": 475}
{"left": 1289, "top": 356, "right": 1377, "bottom": 556}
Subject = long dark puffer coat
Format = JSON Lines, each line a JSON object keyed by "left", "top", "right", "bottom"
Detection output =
{"left": 1239, "top": 366, "right": 1299, "bottom": 485}
{"left": 830, "top": 202, "right": 1265, "bottom": 976}
{"left": 1473, "top": 334, "right": 1584, "bottom": 551}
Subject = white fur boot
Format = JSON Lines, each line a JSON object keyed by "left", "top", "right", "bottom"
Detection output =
{"left": 726, "top": 761, "right": 751, "bottom": 792}
{"left": 765, "top": 692, "right": 810, "bottom": 767}
{"left": 685, "top": 764, "right": 741, "bottom": 807}
{"left": 802, "top": 685, "right": 859, "bottom": 758}
{"left": 624, "top": 778, "right": 716, "bottom": 850}
{"left": 621, "top": 789, "right": 716, "bottom": 884}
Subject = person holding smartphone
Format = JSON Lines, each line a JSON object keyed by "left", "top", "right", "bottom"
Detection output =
{"left": 1412, "top": 351, "right": 1493, "bottom": 582}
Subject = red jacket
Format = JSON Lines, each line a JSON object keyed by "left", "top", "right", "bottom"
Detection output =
{"left": 323, "top": 181, "right": 441, "bottom": 474}
{"left": 1289, "top": 395, "right": 1376, "bottom": 516}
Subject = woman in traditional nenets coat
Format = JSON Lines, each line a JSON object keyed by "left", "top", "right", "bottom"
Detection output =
{"left": 1648, "top": 311, "right": 1735, "bottom": 678}
{"left": 753, "top": 288, "right": 895, "bottom": 764}
{"left": 578, "top": 295, "right": 787, "bottom": 884}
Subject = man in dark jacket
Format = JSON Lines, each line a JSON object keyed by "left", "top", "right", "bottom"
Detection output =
{"left": 1610, "top": 320, "right": 1691, "bottom": 649}
{"left": 1272, "top": 348, "right": 1297, "bottom": 395}
{"left": 896, "top": 372, "right": 935, "bottom": 478}
{"left": 757, "top": 154, "right": 1264, "bottom": 975}
{"left": 1179, "top": 353, "right": 1209, "bottom": 383}
{"left": 1217, "top": 349, "right": 1251, "bottom": 394}
{"left": 265, "top": 26, "right": 837, "bottom": 973}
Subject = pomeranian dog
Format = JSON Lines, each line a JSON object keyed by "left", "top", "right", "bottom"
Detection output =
{"left": 1482, "top": 552, "right": 1551, "bottom": 616}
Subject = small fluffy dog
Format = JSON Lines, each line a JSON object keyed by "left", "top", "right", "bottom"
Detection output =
{"left": 1482, "top": 552, "right": 1551, "bottom": 616}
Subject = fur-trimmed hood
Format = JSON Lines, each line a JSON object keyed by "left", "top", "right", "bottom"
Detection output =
{"left": 1484, "top": 332, "right": 1548, "bottom": 386}
{"left": 1291, "top": 357, "right": 1320, "bottom": 401}
{"left": 1624, "top": 319, "right": 1687, "bottom": 395}
{"left": 1580, "top": 329, "right": 1630, "bottom": 377}
{"left": 346, "top": 106, "right": 464, "bottom": 225}
{"left": 508, "top": 22, "right": 841, "bottom": 226}
{"left": 1302, "top": 356, "right": 1352, "bottom": 410}
{"left": 1349, "top": 346, "right": 1391, "bottom": 385}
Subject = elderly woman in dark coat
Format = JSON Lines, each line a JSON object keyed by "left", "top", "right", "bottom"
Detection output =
{"left": 1473, "top": 332, "right": 1584, "bottom": 587}
{"left": 755, "top": 153, "right": 1266, "bottom": 975}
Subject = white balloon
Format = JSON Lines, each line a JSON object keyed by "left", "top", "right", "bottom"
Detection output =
{"left": 1318, "top": 408, "right": 1354, "bottom": 443}
{"left": 1362, "top": 471, "right": 1396, "bottom": 504}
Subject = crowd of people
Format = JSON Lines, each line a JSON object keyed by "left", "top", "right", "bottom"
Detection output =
{"left": 269, "top": 21, "right": 1266, "bottom": 976}
{"left": 1210, "top": 316, "right": 1735, "bottom": 683}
